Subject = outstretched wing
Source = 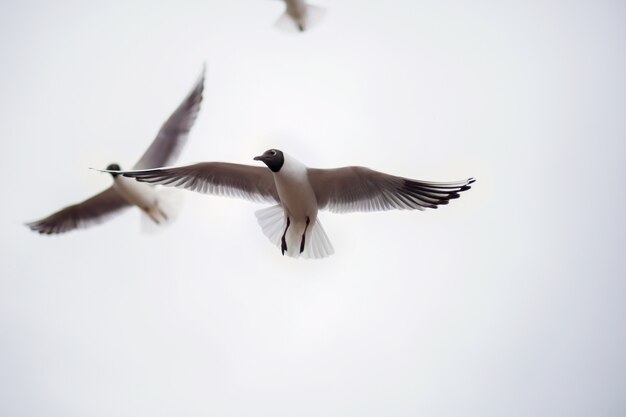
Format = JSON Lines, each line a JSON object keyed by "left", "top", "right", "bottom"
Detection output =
{"left": 307, "top": 166, "right": 475, "bottom": 213}
{"left": 133, "top": 67, "right": 205, "bottom": 169}
{"left": 113, "top": 163, "right": 280, "bottom": 203}
{"left": 27, "top": 187, "right": 130, "bottom": 234}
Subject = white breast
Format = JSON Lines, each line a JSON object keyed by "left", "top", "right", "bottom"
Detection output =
{"left": 112, "top": 176, "right": 157, "bottom": 210}
{"left": 273, "top": 154, "right": 318, "bottom": 222}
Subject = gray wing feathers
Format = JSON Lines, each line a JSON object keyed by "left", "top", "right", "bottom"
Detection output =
{"left": 26, "top": 187, "right": 130, "bottom": 234}
{"left": 133, "top": 68, "right": 205, "bottom": 169}
{"left": 118, "top": 163, "right": 280, "bottom": 203}
{"left": 308, "top": 166, "right": 475, "bottom": 213}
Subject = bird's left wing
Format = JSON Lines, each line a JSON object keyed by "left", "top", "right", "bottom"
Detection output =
{"left": 26, "top": 187, "right": 130, "bottom": 234}
{"left": 109, "top": 163, "right": 280, "bottom": 203}
{"left": 133, "top": 67, "right": 205, "bottom": 169}
{"left": 307, "top": 166, "right": 475, "bottom": 213}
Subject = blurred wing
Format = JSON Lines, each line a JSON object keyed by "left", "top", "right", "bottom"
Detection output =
{"left": 304, "top": 5, "right": 326, "bottom": 29}
{"left": 117, "top": 163, "right": 280, "bottom": 203}
{"left": 27, "top": 187, "right": 130, "bottom": 234}
{"left": 308, "top": 166, "right": 475, "bottom": 213}
{"left": 133, "top": 67, "right": 205, "bottom": 169}
{"left": 274, "top": 12, "right": 299, "bottom": 32}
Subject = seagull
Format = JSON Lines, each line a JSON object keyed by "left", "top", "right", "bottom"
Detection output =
{"left": 27, "top": 67, "right": 205, "bottom": 235}
{"left": 99, "top": 149, "right": 475, "bottom": 258}
{"left": 274, "top": 0, "right": 326, "bottom": 32}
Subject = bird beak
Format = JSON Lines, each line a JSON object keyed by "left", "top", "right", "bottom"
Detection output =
{"left": 253, "top": 155, "right": 264, "bottom": 161}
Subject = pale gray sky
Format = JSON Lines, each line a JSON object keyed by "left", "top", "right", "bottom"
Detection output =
{"left": 1, "top": 0, "right": 625, "bottom": 416}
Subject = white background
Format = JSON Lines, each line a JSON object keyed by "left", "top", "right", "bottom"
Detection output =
{"left": 1, "top": 0, "right": 625, "bottom": 416}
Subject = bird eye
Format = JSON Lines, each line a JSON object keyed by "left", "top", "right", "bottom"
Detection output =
{"left": 271, "top": 150, "right": 276, "bottom": 156}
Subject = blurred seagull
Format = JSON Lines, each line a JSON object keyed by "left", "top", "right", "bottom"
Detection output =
{"left": 27, "top": 67, "right": 205, "bottom": 235}
{"left": 99, "top": 149, "right": 475, "bottom": 259}
{"left": 274, "top": 0, "right": 326, "bottom": 32}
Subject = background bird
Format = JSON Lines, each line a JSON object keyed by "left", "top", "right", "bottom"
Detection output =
{"left": 99, "top": 148, "right": 474, "bottom": 258}
{"left": 27, "top": 67, "right": 205, "bottom": 235}
{"left": 274, "top": 0, "right": 326, "bottom": 32}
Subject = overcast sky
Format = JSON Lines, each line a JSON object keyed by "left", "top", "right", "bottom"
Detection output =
{"left": 1, "top": 0, "right": 625, "bottom": 416}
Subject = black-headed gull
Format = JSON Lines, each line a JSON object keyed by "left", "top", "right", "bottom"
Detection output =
{"left": 100, "top": 149, "right": 475, "bottom": 259}
{"left": 27, "top": 67, "right": 205, "bottom": 234}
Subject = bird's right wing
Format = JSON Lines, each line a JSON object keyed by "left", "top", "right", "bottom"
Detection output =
{"left": 27, "top": 187, "right": 130, "bottom": 234}
{"left": 110, "top": 163, "right": 280, "bottom": 204}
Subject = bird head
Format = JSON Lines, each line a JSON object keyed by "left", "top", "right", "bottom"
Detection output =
{"left": 254, "top": 149, "right": 284, "bottom": 172}
{"left": 106, "top": 163, "right": 122, "bottom": 178}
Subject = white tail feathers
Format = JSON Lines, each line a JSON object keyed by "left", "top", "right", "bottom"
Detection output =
{"left": 255, "top": 204, "right": 286, "bottom": 245}
{"left": 300, "top": 216, "right": 334, "bottom": 259}
{"left": 255, "top": 205, "right": 334, "bottom": 259}
{"left": 274, "top": 4, "right": 326, "bottom": 33}
{"left": 140, "top": 187, "right": 184, "bottom": 234}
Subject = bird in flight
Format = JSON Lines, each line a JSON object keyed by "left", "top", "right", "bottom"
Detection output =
{"left": 27, "top": 67, "right": 205, "bottom": 235}
{"left": 274, "top": 0, "right": 326, "bottom": 32}
{"left": 99, "top": 149, "right": 475, "bottom": 258}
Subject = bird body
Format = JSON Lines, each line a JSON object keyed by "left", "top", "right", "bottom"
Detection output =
{"left": 270, "top": 153, "right": 321, "bottom": 257}
{"left": 285, "top": 0, "right": 307, "bottom": 24}
{"left": 273, "top": 153, "right": 318, "bottom": 223}
{"left": 111, "top": 175, "right": 165, "bottom": 224}
{"left": 102, "top": 148, "right": 475, "bottom": 259}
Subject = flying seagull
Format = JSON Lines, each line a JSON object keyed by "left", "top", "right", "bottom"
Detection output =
{"left": 27, "top": 67, "right": 206, "bottom": 235}
{"left": 99, "top": 149, "right": 475, "bottom": 258}
{"left": 274, "top": 0, "right": 326, "bottom": 32}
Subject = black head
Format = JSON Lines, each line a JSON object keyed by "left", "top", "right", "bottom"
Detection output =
{"left": 253, "top": 149, "right": 284, "bottom": 173}
{"left": 106, "top": 163, "right": 121, "bottom": 178}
